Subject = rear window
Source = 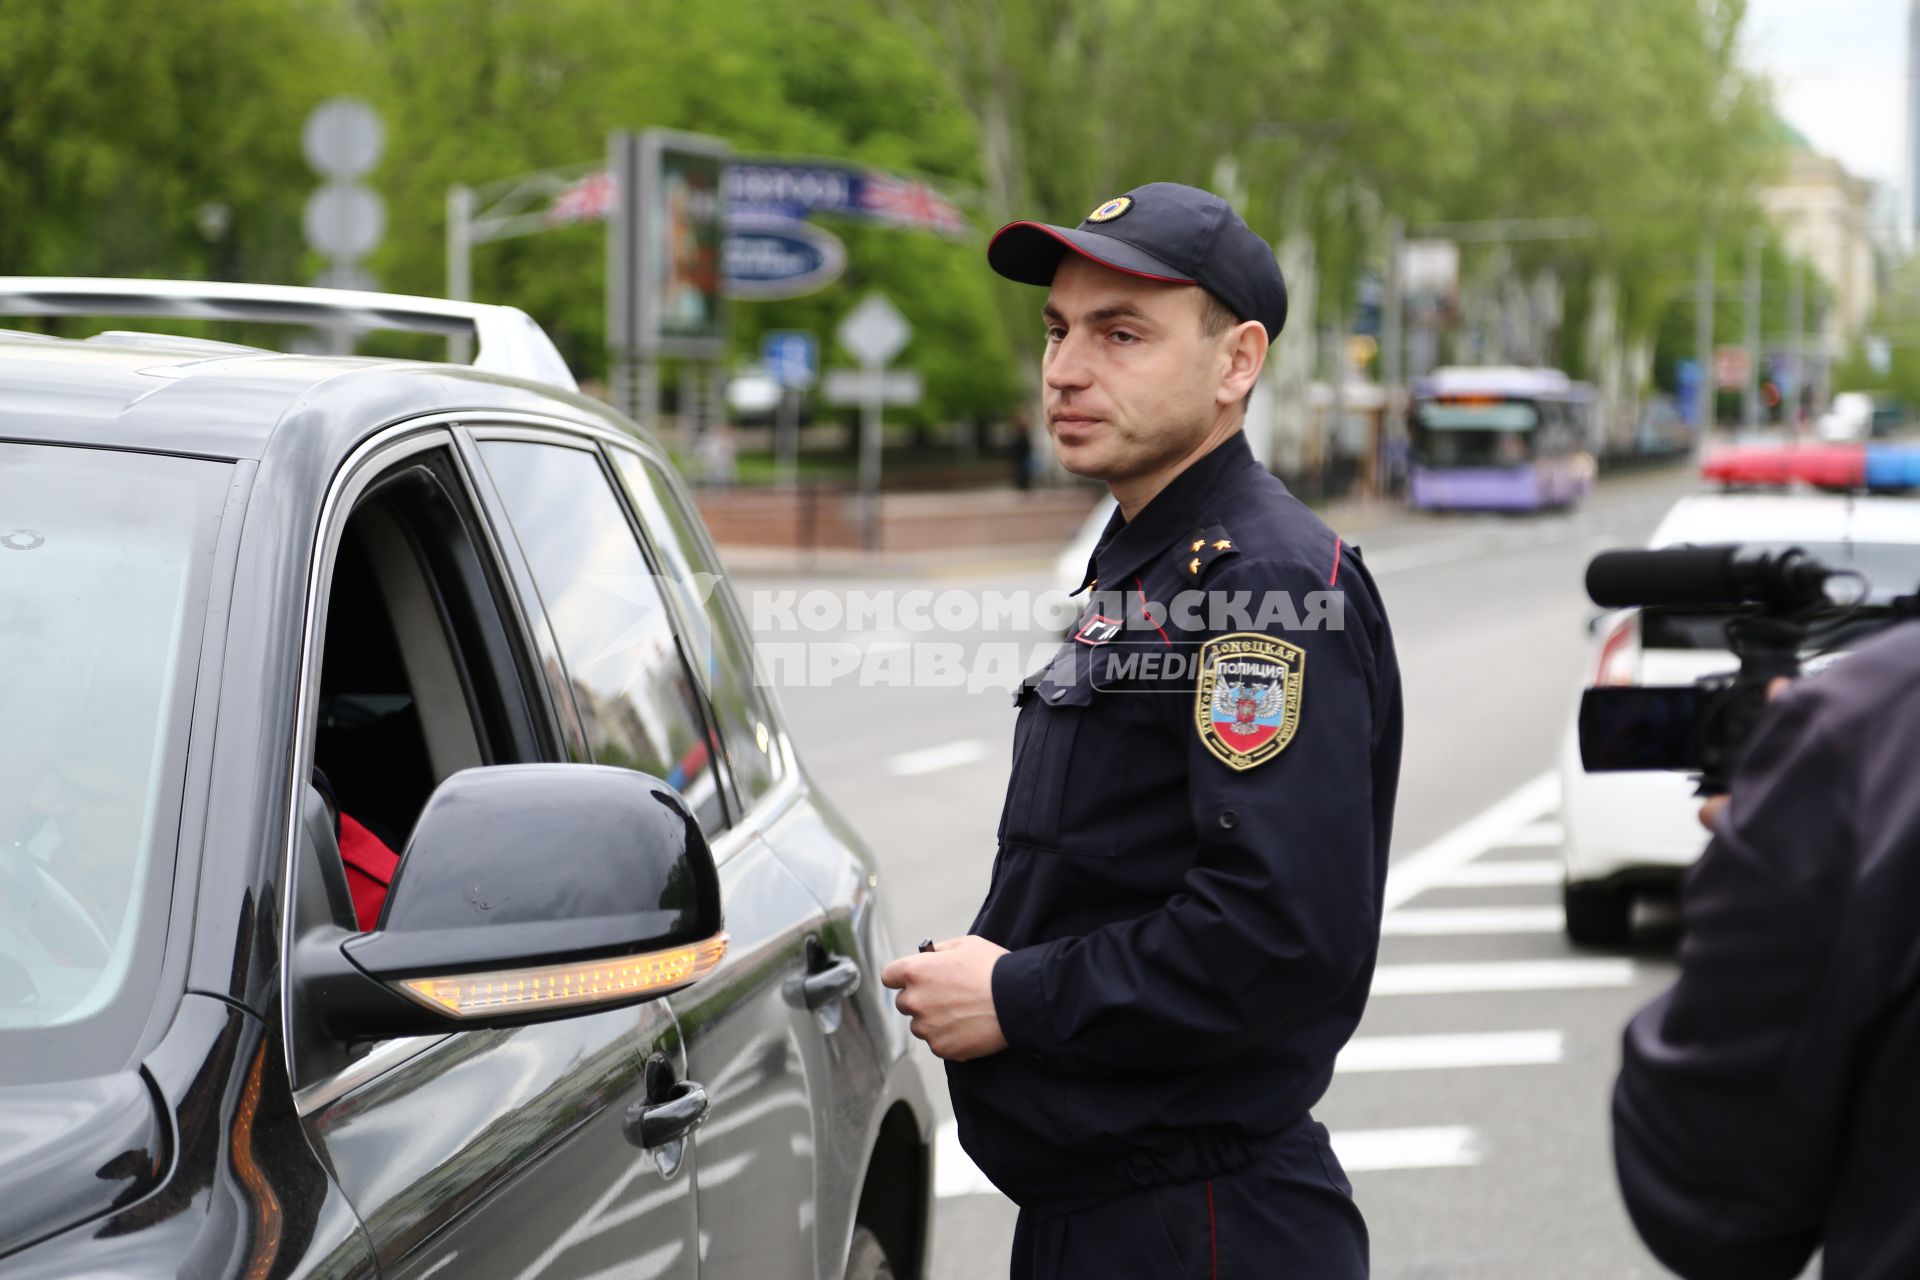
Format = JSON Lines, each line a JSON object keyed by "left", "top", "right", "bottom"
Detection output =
{"left": 0, "top": 444, "right": 227, "bottom": 1082}
{"left": 1641, "top": 540, "right": 1920, "bottom": 650}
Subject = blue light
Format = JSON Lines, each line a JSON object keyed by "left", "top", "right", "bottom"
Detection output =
{"left": 1864, "top": 445, "right": 1920, "bottom": 491}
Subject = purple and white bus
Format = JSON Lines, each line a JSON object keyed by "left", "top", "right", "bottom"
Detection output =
{"left": 1407, "top": 366, "right": 1597, "bottom": 512}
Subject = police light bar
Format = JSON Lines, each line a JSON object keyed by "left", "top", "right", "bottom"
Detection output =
{"left": 1700, "top": 443, "right": 1920, "bottom": 494}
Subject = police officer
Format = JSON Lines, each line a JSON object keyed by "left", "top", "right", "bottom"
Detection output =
{"left": 881, "top": 183, "right": 1403, "bottom": 1277}
{"left": 1614, "top": 618, "right": 1920, "bottom": 1280}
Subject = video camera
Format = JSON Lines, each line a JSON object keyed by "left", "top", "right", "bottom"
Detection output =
{"left": 1577, "top": 544, "right": 1886, "bottom": 794}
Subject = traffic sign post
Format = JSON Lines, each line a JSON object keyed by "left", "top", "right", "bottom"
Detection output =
{"left": 301, "top": 96, "right": 385, "bottom": 354}
{"left": 834, "top": 293, "right": 915, "bottom": 550}
{"left": 762, "top": 331, "right": 819, "bottom": 487}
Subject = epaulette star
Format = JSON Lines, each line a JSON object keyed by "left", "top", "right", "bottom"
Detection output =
{"left": 1176, "top": 523, "right": 1240, "bottom": 580}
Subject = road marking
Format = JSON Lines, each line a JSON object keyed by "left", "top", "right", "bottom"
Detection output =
{"left": 933, "top": 1116, "right": 1493, "bottom": 1195}
{"left": 888, "top": 739, "right": 992, "bottom": 778}
{"left": 1331, "top": 1126, "right": 1484, "bottom": 1172}
{"left": 1382, "top": 772, "right": 1559, "bottom": 911}
{"left": 1499, "top": 820, "right": 1566, "bottom": 848}
{"left": 934, "top": 1120, "right": 1000, "bottom": 1199}
{"left": 1381, "top": 905, "right": 1564, "bottom": 936}
{"left": 1370, "top": 959, "right": 1635, "bottom": 996}
{"left": 1336, "top": 1030, "right": 1564, "bottom": 1074}
{"left": 1443, "top": 859, "right": 1563, "bottom": 888}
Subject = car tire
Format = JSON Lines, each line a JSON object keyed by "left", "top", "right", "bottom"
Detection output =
{"left": 1563, "top": 879, "right": 1632, "bottom": 947}
{"left": 844, "top": 1225, "right": 895, "bottom": 1280}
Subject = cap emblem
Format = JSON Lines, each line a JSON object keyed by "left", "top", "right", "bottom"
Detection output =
{"left": 1086, "top": 196, "right": 1133, "bottom": 223}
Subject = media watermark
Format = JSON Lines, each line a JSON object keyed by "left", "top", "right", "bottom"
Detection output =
{"left": 581, "top": 575, "right": 1345, "bottom": 695}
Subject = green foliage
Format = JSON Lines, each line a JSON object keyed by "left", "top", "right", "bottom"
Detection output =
{"left": 0, "top": 0, "right": 1788, "bottom": 415}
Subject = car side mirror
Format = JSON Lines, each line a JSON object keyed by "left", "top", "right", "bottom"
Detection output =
{"left": 299, "top": 764, "right": 725, "bottom": 1041}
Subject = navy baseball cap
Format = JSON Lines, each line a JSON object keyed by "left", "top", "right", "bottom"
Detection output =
{"left": 988, "top": 182, "right": 1288, "bottom": 340}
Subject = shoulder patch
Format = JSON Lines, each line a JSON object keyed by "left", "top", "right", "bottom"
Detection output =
{"left": 1194, "top": 632, "right": 1304, "bottom": 770}
{"left": 1177, "top": 522, "right": 1239, "bottom": 580}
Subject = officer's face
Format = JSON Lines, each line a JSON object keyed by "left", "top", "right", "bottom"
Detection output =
{"left": 1041, "top": 255, "right": 1246, "bottom": 490}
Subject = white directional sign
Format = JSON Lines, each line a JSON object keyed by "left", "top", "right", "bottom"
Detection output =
{"left": 823, "top": 369, "right": 922, "bottom": 406}
{"left": 836, "top": 292, "right": 911, "bottom": 368}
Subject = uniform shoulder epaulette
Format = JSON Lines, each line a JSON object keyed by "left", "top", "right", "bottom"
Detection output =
{"left": 1175, "top": 522, "right": 1239, "bottom": 581}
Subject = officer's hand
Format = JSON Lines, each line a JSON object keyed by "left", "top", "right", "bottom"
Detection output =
{"left": 1697, "top": 677, "right": 1794, "bottom": 831}
{"left": 879, "top": 935, "right": 1010, "bottom": 1062}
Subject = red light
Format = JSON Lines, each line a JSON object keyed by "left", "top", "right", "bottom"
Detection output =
{"left": 1594, "top": 614, "right": 1638, "bottom": 686}
{"left": 1701, "top": 443, "right": 1866, "bottom": 490}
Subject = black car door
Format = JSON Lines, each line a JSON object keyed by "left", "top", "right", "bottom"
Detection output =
{"left": 285, "top": 429, "right": 700, "bottom": 1280}
{"left": 470, "top": 429, "right": 833, "bottom": 1278}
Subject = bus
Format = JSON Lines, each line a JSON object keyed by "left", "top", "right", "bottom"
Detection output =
{"left": 1408, "top": 367, "right": 1596, "bottom": 512}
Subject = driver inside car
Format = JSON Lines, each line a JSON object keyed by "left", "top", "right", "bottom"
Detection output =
{"left": 309, "top": 767, "right": 400, "bottom": 931}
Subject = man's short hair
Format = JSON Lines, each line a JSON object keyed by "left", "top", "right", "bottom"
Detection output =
{"left": 1198, "top": 289, "right": 1242, "bottom": 338}
{"left": 1199, "top": 289, "right": 1255, "bottom": 410}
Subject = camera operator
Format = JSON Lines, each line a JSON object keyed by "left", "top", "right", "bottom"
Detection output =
{"left": 1613, "top": 616, "right": 1920, "bottom": 1280}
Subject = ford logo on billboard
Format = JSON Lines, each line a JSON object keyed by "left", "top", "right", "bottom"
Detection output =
{"left": 724, "top": 214, "right": 848, "bottom": 301}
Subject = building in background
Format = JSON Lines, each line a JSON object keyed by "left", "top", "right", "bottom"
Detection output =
{"left": 1909, "top": 0, "right": 1920, "bottom": 254}
{"left": 1760, "top": 140, "right": 1879, "bottom": 348}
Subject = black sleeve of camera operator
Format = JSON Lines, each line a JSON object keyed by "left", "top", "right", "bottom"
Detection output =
{"left": 1612, "top": 621, "right": 1920, "bottom": 1280}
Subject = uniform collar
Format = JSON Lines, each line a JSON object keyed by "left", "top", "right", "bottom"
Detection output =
{"left": 1084, "top": 431, "right": 1255, "bottom": 592}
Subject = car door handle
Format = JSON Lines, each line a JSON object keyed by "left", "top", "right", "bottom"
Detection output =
{"left": 800, "top": 955, "right": 862, "bottom": 1010}
{"left": 624, "top": 1080, "right": 709, "bottom": 1149}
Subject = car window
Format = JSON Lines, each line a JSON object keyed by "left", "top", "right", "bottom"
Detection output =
{"left": 306, "top": 453, "right": 548, "bottom": 932}
{"left": 480, "top": 440, "right": 727, "bottom": 834}
{"left": 0, "top": 444, "right": 227, "bottom": 1083}
{"left": 609, "top": 447, "right": 785, "bottom": 808}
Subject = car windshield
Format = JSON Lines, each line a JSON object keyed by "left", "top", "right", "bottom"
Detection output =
{"left": 1413, "top": 400, "right": 1541, "bottom": 468}
{"left": 0, "top": 443, "right": 227, "bottom": 1082}
{"left": 1641, "top": 540, "right": 1920, "bottom": 650}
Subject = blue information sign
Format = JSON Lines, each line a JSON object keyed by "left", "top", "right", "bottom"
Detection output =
{"left": 761, "top": 330, "right": 818, "bottom": 390}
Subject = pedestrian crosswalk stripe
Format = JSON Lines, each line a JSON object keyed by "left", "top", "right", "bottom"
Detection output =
{"left": 1331, "top": 1126, "right": 1483, "bottom": 1172}
{"left": 887, "top": 738, "right": 992, "bottom": 777}
{"left": 930, "top": 1117, "right": 1495, "bottom": 1198}
{"left": 933, "top": 1121, "right": 998, "bottom": 1199}
{"left": 1441, "top": 859, "right": 1563, "bottom": 888}
{"left": 1382, "top": 772, "right": 1559, "bottom": 911}
{"left": 1382, "top": 906, "right": 1564, "bottom": 936}
{"left": 1370, "top": 959, "right": 1635, "bottom": 996}
{"left": 1495, "top": 820, "right": 1566, "bottom": 848}
{"left": 1337, "top": 1030, "right": 1564, "bottom": 1073}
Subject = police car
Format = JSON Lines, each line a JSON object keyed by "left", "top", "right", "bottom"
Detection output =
{"left": 0, "top": 280, "right": 930, "bottom": 1279}
{"left": 1559, "top": 445, "right": 1920, "bottom": 945}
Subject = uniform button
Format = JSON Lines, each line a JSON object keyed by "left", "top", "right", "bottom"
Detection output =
{"left": 1218, "top": 810, "right": 1239, "bottom": 830}
{"left": 1049, "top": 687, "right": 1065, "bottom": 701}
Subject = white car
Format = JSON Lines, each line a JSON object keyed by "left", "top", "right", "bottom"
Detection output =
{"left": 1559, "top": 490, "right": 1920, "bottom": 944}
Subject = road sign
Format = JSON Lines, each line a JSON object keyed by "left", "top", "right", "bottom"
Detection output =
{"left": 302, "top": 97, "right": 384, "bottom": 179}
{"left": 822, "top": 369, "right": 922, "bottom": 406}
{"left": 303, "top": 183, "right": 386, "bottom": 258}
{"left": 762, "top": 331, "right": 818, "bottom": 390}
{"left": 727, "top": 215, "right": 846, "bottom": 300}
{"left": 837, "top": 292, "right": 911, "bottom": 368}
{"left": 1714, "top": 345, "right": 1749, "bottom": 391}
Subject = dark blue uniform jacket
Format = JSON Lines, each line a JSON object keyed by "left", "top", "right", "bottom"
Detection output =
{"left": 1616, "top": 620, "right": 1920, "bottom": 1280}
{"left": 949, "top": 432, "right": 1403, "bottom": 1216}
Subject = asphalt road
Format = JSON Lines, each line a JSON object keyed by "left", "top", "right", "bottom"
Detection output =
{"left": 736, "top": 465, "right": 1728, "bottom": 1279}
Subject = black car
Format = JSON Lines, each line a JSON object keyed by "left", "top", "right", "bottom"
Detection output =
{"left": 0, "top": 280, "right": 931, "bottom": 1279}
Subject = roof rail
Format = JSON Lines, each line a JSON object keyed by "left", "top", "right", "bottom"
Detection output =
{"left": 0, "top": 277, "right": 578, "bottom": 391}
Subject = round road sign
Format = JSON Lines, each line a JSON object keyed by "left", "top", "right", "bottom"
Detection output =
{"left": 302, "top": 97, "right": 384, "bottom": 178}
{"left": 303, "top": 183, "right": 386, "bottom": 258}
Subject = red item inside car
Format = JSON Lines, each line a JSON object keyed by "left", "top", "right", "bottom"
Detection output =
{"left": 339, "top": 812, "right": 399, "bottom": 931}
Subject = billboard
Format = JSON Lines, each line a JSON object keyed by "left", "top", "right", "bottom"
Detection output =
{"left": 609, "top": 129, "right": 730, "bottom": 360}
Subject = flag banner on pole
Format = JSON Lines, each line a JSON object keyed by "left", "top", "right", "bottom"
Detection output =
{"left": 541, "top": 161, "right": 968, "bottom": 239}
